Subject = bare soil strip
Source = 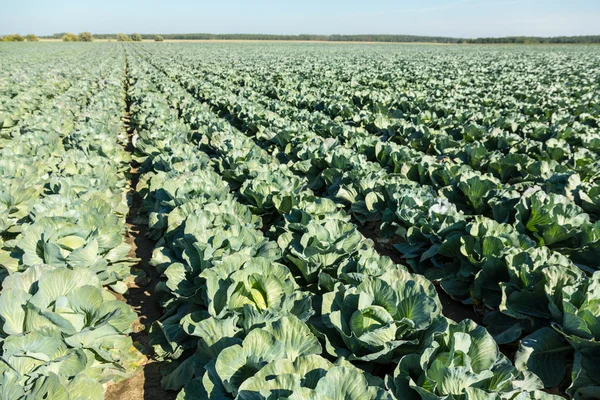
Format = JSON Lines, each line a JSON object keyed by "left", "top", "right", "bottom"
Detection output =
{"left": 105, "top": 50, "right": 177, "bottom": 400}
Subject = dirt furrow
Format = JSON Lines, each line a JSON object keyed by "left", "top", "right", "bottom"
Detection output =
{"left": 105, "top": 47, "right": 176, "bottom": 400}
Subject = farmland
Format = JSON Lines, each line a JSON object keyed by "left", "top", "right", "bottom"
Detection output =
{"left": 1, "top": 42, "right": 599, "bottom": 399}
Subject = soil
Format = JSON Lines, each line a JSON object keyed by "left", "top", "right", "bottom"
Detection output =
{"left": 104, "top": 172, "right": 176, "bottom": 400}
{"left": 105, "top": 64, "right": 177, "bottom": 399}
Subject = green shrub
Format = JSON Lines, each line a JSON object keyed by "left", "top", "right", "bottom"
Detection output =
{"left": 116, "top": 33, "right": 131, "bottom": 42}
{"left": 62, "top": 33, "right": 79, "bottom": 42}
{"left": 79, "top": 32, "right": 94, "bottom": 42}
{"left": 5, "top": 34, "right": 25, "bottom": 42}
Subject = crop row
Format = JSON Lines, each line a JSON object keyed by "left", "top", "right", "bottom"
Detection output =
{"left": 149, "top": 44, "right": 599, "bottom": 156}
{"left": 129, "top": 45, "right": 600, "bottom": 396}
{"left": 0, "top": 46, "right": 143, "bottom": 398}
{"left": 138, "top": 45, "right": 600, "bottom": 268}
{"left": 0, "top": 44, "right": 100, "bottom": 131}
{"left": 124, "top": 47, "right": 571, "bottom": 399}
{"left": 141, "top": 44, "right": 600, "bottom": 195}
{"left": 1, "top": 42, "right": 596, "bottom": 399}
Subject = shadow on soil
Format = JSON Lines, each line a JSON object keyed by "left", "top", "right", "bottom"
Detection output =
{"left": 105, "top": 157, "right": 177, "bottom": 400}
{"left": 107, "top": 64, "right": 177, "bottom": 399}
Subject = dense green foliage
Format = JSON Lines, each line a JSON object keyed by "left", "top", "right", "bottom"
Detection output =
{"left": 62, "top": 32, "right": 79, "bottom": 42}
{"left": 1, "top": 41, "right": 599, "bottom": 399}
{"left": 0, "top": 43, "right": 144, "bottom": 398}
{"left": 116, "top": 33, "right": 132, "bottom": 42}
{"left": 2, "top": 34, "right": 25, "bottom": 42}
{"left": 79, "top": 31, "right": 94, "bottom": 42}
{"left": 122, "top": 42, "right": 600, "bottom": 399}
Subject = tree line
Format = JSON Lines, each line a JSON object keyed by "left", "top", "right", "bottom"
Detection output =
{"left": 4, "top": 33, "right": 600, "bottom": 44}
{"left": 48, "top": 33, "right": 600, "bottom": 44}
{"left": 0, "top": 34, "right": 39, "bottom": 42}
{"left": 467, "top": 36, "right": 600, "bottom": 44}
{"left": 53, "top": 32, "right": 163, "bottom": 41}
{"left": 0, "top": 32, "right": 164, "bottom": 42}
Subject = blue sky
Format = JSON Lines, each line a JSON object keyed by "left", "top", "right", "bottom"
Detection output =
{"left": 3, "top": 0, "right": 599, "bottom": 38}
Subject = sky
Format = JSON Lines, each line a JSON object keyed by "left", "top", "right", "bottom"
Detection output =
{"left": 3, "top": 0, "right": 600, "bottom": 38}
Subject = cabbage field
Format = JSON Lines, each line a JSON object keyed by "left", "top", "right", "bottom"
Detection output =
{"left": 1, "top": 42, "right": 599, "bottom": 400}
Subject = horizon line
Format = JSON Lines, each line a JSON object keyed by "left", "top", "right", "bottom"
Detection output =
{"left": 21, "top": 32, "right": 600, "bottom": 40}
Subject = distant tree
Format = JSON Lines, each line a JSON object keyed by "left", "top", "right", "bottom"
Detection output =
{"left": 131, "top": 33, "right": 142, "bottom": 42}
{"left": 116, "top": 33, "right": 131, "bottom": 42}
{"left": 62, "top": 33, "right": 79, "bottom": 42}
{"left": 5, "top": 34, "right": 25, "bottom": 42}
{"left": 154, "top": 35, "right": 164, "bottom": 42}
{"left": 79, "top": 32, "right": 94, "bottom": 42}
{"left": 25, "top": 34, "right": 39, "bottom": 42}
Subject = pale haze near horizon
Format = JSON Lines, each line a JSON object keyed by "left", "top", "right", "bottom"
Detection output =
{"left": 3, "top": 0, "right": 599, "bottom": 38}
